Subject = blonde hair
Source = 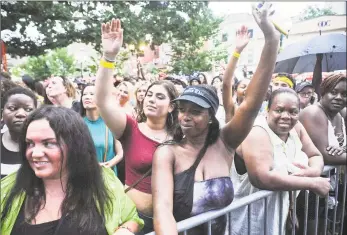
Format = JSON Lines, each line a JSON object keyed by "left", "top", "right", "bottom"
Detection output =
{"left": 135, "top": 81, "right": 150, "bottom": 98}
{"left": 118, "top": 81, "right": 135, "bottom": 104}
{"left": 65, "top": 81, "right": 77, "bottom": 98}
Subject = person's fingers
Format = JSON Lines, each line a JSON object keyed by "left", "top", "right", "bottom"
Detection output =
{"left": 251, "top": 3, "right": 260, "bottom": 19}
{"left": 111, "top": 18, "right": 117, "bottom": 32}
{"left": 119, "top": 28, "right": 124, "bottom": 42}
{"left": 270, "top": 9, "right": 275, "bottom": 16}
{"left": 101, "top": 23, "right": 106, "bottom": 35}
{"left": 105, "top": 22, "right": 111, "bottom": 34}
{"left": 326, "top": 146, "right": 332, "bottom": 151}
{"left": 337, "top": 149, "right": 344, "bottom": 155}
{"left": 332, "top": 149, "right": 339, "bottom": 155}
{"left": 116, "top": 19, "right": 122, "bottom": 32}
{"left": 328, "top": 149, "right": 335, "bottom": 155}
{"left": 261, "top": 2, "right": 271, "bottom": 17}
{"left": 241, "top": 25, "right": 246, "bottom": 33}
{"left": 293, "top": 162, "right": 306, "bottom": 169}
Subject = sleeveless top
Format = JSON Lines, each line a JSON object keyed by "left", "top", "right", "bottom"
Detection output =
{"left": 326, "top": 115, "right": 346, "bottom": 148}
{"left": 120, "top": 115, "right": 159, "bottom": 193}
{"left": 11, "top": 203, "right": 108, "bottom": 235}
{"left": 173, "top": 144, "right": 234, "bottom": 235}
{"left": 1, "top": 134, "right": 21, "bottom": 179}
{"left": 230, "top": 116, "right": 308, "bottom": 235}
{"left": 83, "top": 117, "right": 117, "bottom": 175}
{"left": 318, "top": 104, "right": 346, "bottom": 208}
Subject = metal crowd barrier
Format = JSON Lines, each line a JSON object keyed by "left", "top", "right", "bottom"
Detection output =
{"left": 146, "top": 165, "right": 346, "bottom": 235}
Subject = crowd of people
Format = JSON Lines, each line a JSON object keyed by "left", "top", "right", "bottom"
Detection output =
{"left": 1, "top": 3, "right": 346, "bottom": 235}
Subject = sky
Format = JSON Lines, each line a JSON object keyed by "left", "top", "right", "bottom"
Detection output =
{"left": 209, "top": 2, "right": 326, "bottom": 18}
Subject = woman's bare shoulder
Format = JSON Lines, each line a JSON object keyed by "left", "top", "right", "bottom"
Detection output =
{"left": 300, "top": 104, "right": 323, "bottom": 117}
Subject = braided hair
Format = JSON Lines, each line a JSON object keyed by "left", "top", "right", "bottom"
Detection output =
{"left": 320, "top": 73, "right": 346, "bottom": 97}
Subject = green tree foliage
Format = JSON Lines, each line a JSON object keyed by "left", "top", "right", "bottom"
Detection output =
{"left": 299, "top": 5, "right": 336, "bottom": 21}
{"left": 169, "top": 7, "right": 227, "bottom": 75}
{"left": 19, "top": 48, "right": 76, "bottom": 80}
{"left": 1, "top": 1, "right": 209, "bottom": 57}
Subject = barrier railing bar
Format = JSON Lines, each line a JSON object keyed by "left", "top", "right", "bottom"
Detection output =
{"left": 228, "top": 212, "right": 232, "bottom": 235}
{"left": 145, "top": 166, "right": 340, "bottom": 235}
{"left": 332, "top": 167, "right": 340, "bottom": 235}
{"left": 248, "top": 204, "right": 252, "bottom": 235}
{"left": 304, "top": 190, "right": 309, "bottom": 235}
{"left": 264, "top": 197, "right": 268, "bottom": 235}
{"left": 339, "top": 167, "right": 346, "bottom": 235}
{"left": 292, "top": 191, "right": 297, "bottom": 235}
{"left": 175, "top": 190, "right": 274, "bottom": 233}
{"left": 207, "top": 220, "right": 212, "bottom": 235}
{"left": 279, "top": 191, "right": 283, "bottom": 235}
{"left": 323, "top": 170, "right": 331, "bottom": 235}
{"left": 314, "top": 194, "right": 319, "bottom": 235}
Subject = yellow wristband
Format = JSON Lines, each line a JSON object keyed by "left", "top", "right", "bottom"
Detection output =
{"left": 100, "top": 59, "right": 115, "bottom": 69}
{"left": 233, "top": 52, "right": 240, "bottom": 58}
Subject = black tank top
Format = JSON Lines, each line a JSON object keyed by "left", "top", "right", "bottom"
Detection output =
{"left": 172, "top": 145, "right": 207, "bottom": 222}
{"left": 11, "top": 203, "right": 108, "bottom": 235}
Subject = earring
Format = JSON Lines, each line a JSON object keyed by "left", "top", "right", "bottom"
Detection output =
{"left": 209, "top": 120, "right": 212, "bottom": 124}
{"left": 169, "top": 112, "right": 174, "bottom": 125}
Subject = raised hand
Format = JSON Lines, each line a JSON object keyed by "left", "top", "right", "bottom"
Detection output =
{"left": 235, "top": 25, "right": 251, "bottom": 53}
{"left": 101, "top": 18, "right": 123, "bottom": 60}
{"left": 251, "top": 2, "right": 279, "bottom": 39}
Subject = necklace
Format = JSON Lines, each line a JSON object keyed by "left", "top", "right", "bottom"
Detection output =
{"left": 140, "top": 122, "right": 168, "bottom": 142}
{"left": 151, "top": 133, "right": 168, "bottom": 142}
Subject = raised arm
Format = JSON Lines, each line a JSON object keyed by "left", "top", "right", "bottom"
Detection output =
{"left": 95, "top": 19, "right": 127, "bottom": 138}
{"left": 221, "top": 3, "right": 280, "bottom": 149}
{"left": 240, "top": 127, "right": 330, "bottom": 197}
{"left": 152, "top": 146, "right": 177, "bottom": 235}
{"left": 299, "top": 107, "right": 346, "bottom": 165}
{"left": 223, "top": 25, "right": 250, "bottom": 123}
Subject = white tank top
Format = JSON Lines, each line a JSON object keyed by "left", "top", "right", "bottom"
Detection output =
{"left": 229, "top": 116, "right": 308, "bottom": 235}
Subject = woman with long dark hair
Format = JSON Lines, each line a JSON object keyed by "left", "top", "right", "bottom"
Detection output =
{"left": 95, "top": 19, "right": 179, "bottom": 234}
{"left": 1, "top": 106, "right": 143, "bottom": 235}
{"left": 151, "top": 4, "right": 287, "bottom": 235}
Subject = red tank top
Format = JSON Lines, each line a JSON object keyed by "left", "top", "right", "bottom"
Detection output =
{"left": 120, "top": 115, "right": 159, "bottom": 194}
